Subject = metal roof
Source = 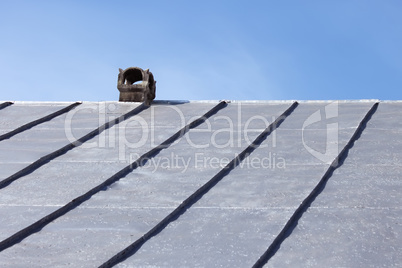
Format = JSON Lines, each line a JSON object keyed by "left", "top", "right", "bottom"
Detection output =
{"left": 0, "top": 100, "right": 400, "bottom": 267}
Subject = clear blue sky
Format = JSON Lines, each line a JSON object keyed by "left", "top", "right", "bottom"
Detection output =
{"left": 1, "top": 0, "right": 401, "bottom": 101}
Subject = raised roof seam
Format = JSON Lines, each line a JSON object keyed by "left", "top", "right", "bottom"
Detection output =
{"left": 99, "top": 101, "right": 299, "bottom": 268}
{"left": 0, "top": 102, "right": 14, "bottom": 111}
{"left": 0, "top": 101, "right": 229, "bottom": 253}
{"left": 252, "top": 102, "right": 380, "bottom": 268}
{"left": 0, "top": 102, "right": 82, "bottom": 142}
{"left": 0, "top": 103, "right": 148, "bottom": 190}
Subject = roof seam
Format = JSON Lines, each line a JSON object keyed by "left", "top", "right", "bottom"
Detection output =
{"left": 0, "top": 102, "right": 82, "bottom": 142}
{"left": 0, "top": 101, "right": 228, "bottom": 253}
{"left": 0, "top": 101, "right": 13, "bottom": 111}
{"left": 99, "top": 101, "right": 299, "bottom": 268}
{"left": 0, "top": 103, "right": 148, "bottom": 190}
{"left": 252, "top": 101, "right": 380, "bottom": 268}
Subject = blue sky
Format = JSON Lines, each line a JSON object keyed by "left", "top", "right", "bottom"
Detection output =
{"left": 1, "top": 0, "right": 401, "bottom": 101}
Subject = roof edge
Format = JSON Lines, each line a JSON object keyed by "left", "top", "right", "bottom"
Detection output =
{"left": 4, "top": 99, "right": 401, "bottom": 105}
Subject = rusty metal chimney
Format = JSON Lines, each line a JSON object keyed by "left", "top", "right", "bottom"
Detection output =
{"left": 117, "top": 67, "right": 156, "bottom": 105}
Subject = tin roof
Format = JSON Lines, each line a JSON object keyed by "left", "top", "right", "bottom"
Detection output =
{"left": 0, "top": 100, "right": 400, "bottom": 267}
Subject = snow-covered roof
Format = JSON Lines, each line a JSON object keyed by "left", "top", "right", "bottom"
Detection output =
{"left": 0, "top": 100, "right": 400, "bottom": 267}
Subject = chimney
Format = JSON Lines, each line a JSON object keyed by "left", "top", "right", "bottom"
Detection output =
{"left": 117, "top": 67, "right": 156, "bottom": 106}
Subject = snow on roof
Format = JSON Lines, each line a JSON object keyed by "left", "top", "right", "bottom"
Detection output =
{"left": 0, "top": 100, "right": 400, "bottom": 267}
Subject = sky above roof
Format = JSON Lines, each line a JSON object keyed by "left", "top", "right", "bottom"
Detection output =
{"left": 1, "top": 0, "right": 401, "bottom": 101}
